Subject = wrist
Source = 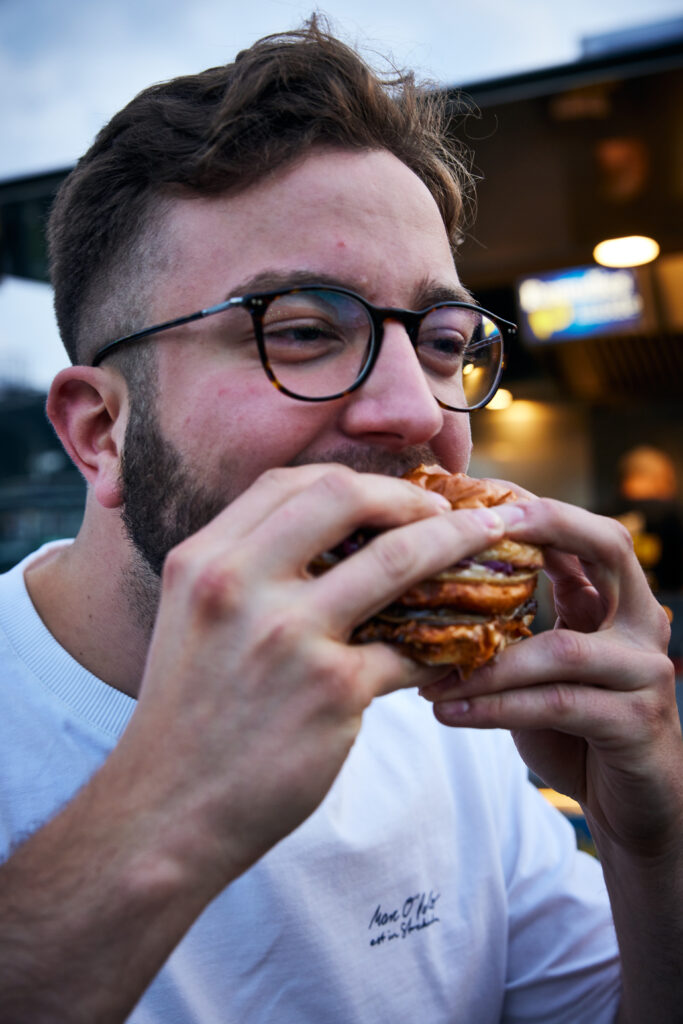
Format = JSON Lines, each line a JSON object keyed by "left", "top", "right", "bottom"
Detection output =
{"left": 98, "top": 726, "right": 251, "bottom": 898}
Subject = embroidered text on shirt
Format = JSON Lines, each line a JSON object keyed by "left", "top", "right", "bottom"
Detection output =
{"left": 368, "top": 890, "right": 440, "bottom": 947}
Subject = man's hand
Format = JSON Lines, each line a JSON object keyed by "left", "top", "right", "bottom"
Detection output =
{"left": 420, "top": 495, "right": 682, "bottom": 848}
{"left": 115, "top": 464, "right": 515, "bottom": 887}
{"left": 419, "top": 493, "right": 683, "bottom": 1023}
{"left": 1, "top": 463, "right": 520, "bottom": 1022}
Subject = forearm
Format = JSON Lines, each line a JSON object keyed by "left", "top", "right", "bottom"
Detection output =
{"left": 0, "top": 754, "right": 223, "bottom": 1024}
{"left": 0, "top": 470, "right": 509, "bottom": 1020}
{"left": 588, "top": 813, "right": 683, "bottom": 1024}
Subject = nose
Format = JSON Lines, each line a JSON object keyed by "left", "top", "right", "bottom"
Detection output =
{"left": 337, "top": 320, "right": 445, "bottom": 449}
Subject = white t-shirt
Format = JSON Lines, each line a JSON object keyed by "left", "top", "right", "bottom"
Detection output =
{"left": 0, "top": 545, "right": 621, "bottom": 1023}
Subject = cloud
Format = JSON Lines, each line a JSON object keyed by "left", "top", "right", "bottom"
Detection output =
{"left": 1, "top": 0, "right": 681, "bottom": 389}
{"left": 2, "top": 0, "right": 681, "bottom": 179}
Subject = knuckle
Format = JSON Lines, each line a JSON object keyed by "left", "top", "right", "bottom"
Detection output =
{"left": 317, "top": 465, "right": 357, "bottom": 502}
{"left": 312, "top": 647, "right": 360, "bottom": 709}
{"left": 316, "top": 469, "right": 391, "bottom": 531}
{"left": 629, "top": 683, "right": 672, "bottom": 736}
{"left": 257, "top": 466, "right": 293, "bottom": 490}
{"left": 315, "top": 469, "right": 431, "bottom": 523}
{"left": 536, "top": 496, "right": 561, "bottom": 520}
{"left": 256, "top": 609, "right": 306, "bottom": 656}
{"left": 547, "top": 629, "right": 588, "bottom": 669}
{"left": 544, "top": 683, "right": 578, "bottom": 718}
{"left": 607, "top": 517, "right": 635, "bottom": 556}
{"left": 525, "top": 496, "right": 563, "bottom": 535}
{"left": 652, "top": 604, "right": 673, "bottom": 650}
{"left": 369, "top": 528, "right": 416, "bottom": 582}
{"left": 189, "top": 561, "right": 246, "bottom": 619}
{"left": 653, "top": 650, "right": 676, "bottom": 689}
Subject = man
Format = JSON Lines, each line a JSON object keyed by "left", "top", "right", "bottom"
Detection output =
{"left": 0, "top": 20, "right": 680, "bottom": 1023}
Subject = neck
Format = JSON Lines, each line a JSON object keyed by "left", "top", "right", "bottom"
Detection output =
{"left": 24, "top": 500, "right": 159, "bottom": 698}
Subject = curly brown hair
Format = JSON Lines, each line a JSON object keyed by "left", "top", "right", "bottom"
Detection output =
{"left": 47, "top": 17, "right": 475, "bottom": 369}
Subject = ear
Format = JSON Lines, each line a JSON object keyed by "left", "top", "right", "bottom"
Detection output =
{"left": 47, "top": 366, "right": 129, "bottom": 510}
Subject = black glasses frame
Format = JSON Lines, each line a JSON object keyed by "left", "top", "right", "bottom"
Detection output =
{"left": 91, "top": 284, "right": 517, "bottom": 411}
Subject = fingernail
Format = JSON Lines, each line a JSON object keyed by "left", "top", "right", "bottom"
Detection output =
{"left": 440, "top": 699, "right": 470, "bottom": 715}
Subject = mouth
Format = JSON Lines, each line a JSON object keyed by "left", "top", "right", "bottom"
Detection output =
{"left": 287, "top": 444, "right": 439, "bottom": 478}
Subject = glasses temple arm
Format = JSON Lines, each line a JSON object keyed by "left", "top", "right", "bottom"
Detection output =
{"left": 91, "top": 299, "right": 240, "bottom": 367}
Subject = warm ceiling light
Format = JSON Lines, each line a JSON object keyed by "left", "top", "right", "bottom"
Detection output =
{"left": 593, "top": 235, "right": 660, "bottom": 268}
{"left": 486, "top": 388, "right": 513, "bottom": 410}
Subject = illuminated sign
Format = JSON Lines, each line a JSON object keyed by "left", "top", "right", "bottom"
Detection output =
{"left": 517, "top": 266, "right": 644, "bottom": 344}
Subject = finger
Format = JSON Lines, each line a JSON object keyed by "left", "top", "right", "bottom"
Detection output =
{"left": 166, "top": 464, "right": 345, "bottom": 564}
{"left": 310, "top": 503, "right": 520, "bottom": 635}
{"left": 420, "top": 628, "right": 671, "bottom": 702}
{"left": 233, "top": 466, "right": 453, "bottom": 577}
{"left": 453, "top": 477, "right": 610, "bottom": 626}
{"left": 171, "top": 464, "right": 449, "bottom": 574}
{"left": 430, "top": 651, "right": 676, "bottom": 752}
{"left": 430, "top": 681, "right": 639, "bottom": 745}
{"left": 352, "top": 639, "right": 454, "bottom": 700}
{"left": 190, "top": 464, "right": 358, "bottom": 543}
{"left": 497, "top": 497, "right": 656, "bottom": 630}
{"left": 484, "top": 477, "right": 538, "bottom": 501}
{"left": 542, "top": 548, "right": 619, "bottom": 634}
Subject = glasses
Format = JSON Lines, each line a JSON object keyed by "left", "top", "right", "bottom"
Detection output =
{"left": 91, "top": 284, "right": 516, "bottom": 411}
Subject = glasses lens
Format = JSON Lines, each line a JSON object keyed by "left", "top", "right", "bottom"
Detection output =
{"left": 415, "top": 306, "right": 503, "bottom": 410}
{"left": 260, "top": 289, "right": 373, "bottom": 399}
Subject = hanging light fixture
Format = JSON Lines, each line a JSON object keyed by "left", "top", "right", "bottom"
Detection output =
{"left": 593, "top": 235, "right": 660, "bottom": 268}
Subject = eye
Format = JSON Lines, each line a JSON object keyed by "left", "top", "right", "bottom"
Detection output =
{"left": 416, "top": 308, "right": 472, "bottom": 377}
{"left": 419, "top": 331, "right": 467, "bottom": 357}
{"left": 262, "top": 314, "right": 348, "bottom": 362}
{"left": 417, "top": 335, "right": 466, "bottom": 376}
{"left": 259, "top": 290, "right": 371, "bottom": 365}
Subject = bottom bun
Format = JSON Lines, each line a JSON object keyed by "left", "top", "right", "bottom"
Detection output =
{"left": 353, "top": 605, "right": 536, "bottom": 676}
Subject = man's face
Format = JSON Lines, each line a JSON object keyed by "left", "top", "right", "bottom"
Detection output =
{"left": 120, "top": 148, "right": 473, "bottom": 574}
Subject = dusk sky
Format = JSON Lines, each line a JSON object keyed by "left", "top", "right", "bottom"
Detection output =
{"left": 2, "top": 0, "right": 681, "bottom": 389}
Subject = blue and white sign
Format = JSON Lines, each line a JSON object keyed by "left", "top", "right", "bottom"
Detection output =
{"left": 517, "top": 265, "right": 644, "bottom": 344}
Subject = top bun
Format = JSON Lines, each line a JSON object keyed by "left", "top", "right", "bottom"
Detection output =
{"left": 404, "top": 464, "right": 517, "bottom": 509}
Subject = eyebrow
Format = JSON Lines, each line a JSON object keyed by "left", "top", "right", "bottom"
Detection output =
{"left": 412, "top": 278, "right": 475, "bottom": 309}
{"left": 225, "top": 269, "right": 476, "bottom": 310}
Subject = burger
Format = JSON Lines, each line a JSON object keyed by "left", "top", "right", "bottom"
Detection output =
{"left": 312, "top": 464, "right": 544, "bottom": 676}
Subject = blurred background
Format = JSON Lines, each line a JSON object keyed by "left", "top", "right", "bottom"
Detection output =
{"left": 1, "top": 0, "right": 682, "bottom": 638}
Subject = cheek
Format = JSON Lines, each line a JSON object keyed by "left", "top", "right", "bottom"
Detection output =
{"left": 167, "top": 375, "right": 338, "bottom": 480}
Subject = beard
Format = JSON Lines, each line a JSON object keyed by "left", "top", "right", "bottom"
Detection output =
{"left": 120, "top": 401, "right": 229, "bottom": 578}
{"left": 120, "top": 395, "right": 440, "bottom": 580}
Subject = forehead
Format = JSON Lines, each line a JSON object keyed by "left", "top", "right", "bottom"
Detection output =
{"left": 153, "top": 148, "right": 460, "bottom": 312}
